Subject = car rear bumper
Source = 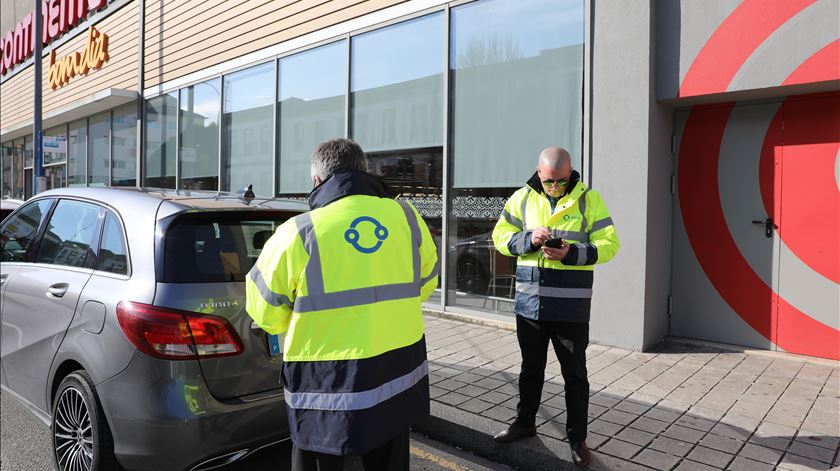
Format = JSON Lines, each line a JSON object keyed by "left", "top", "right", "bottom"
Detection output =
{"left": 96, "top": 352, "right": 288, "bottom": 471}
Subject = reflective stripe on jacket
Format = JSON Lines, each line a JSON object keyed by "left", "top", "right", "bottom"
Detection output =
{"left": 245, "top": 170, "right": 438, "bottom": 455}
{"left": 492, "top": 170, "right": 619, "bottom": 322}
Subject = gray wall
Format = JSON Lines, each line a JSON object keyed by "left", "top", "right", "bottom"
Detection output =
{"left": 0, "top": 0, "right": 34, "bottom": 41}
{"left": 589, "top": 0, "right": 665, "bottom": 350}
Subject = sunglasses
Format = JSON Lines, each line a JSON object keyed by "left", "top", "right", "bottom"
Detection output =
{"left": 541, "top": 178, "right": 569, "bottom": 187}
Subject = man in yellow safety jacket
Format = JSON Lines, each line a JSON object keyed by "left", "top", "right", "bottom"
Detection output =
{"left": 491, "top": 147, "right": 619, "bottom": 468}
{"left": 246, "top": 138, "right": 438, "bottom": 471}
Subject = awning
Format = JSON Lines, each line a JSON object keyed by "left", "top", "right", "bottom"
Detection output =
{"left": 1, "top": 87, "right": 138, "bottom": 141}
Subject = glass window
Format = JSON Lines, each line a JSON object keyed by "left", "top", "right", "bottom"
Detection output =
{"left": 44, "top": 125, "right": 67, "bottom": 165}
{"left": 24, "top": 135, "right": 33, "bottom": 169}
{"left": 89, "top": 112, "right": 110, "bottom": 186}
{"left": 12, "top": 139, "right": 24, "bottom": 199}
{"left": 145, "top": 93, "right": 178, "bottom": 188}
{"left": 351, "top": 13, "right": 445, "bottom": 305}
{"left": 24, "top": 136, "right": 33, "bottom": 199}
{"left": 277, "top": 41, "right": 346, "bottom": 195}
{"left": 1, "top": 142, "right": 12, "bottom": 198}
{"left": 447, "top": 0, "right": 585, "bottom": 314}
{"left": 68, "top": 119, "right": 87, "bottom": 186}
{"left": 180, "top": 78, "right": 220, "bottom": 191}
{"left": 112, "top": 104, "right": 137, "bottom": 186}
{"left": 45, "top": 165, "right": 66, "bottom": 190}
{"left": 98, "top": 212, "right": 128, "bottom": 275}
{"left": 0, "top": 199, "right": 53, "bottom": 262}
{"left": 162, "top": 212, "right": 289, "bottom": 283}
{"left": 222, "top": 63, "right": 274, "bottom": 196}
{"left": 35, "top": 199, "right": 101, "bottom": 268}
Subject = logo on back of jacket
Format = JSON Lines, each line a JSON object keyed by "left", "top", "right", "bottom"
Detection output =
{"left": 345, "top": 216, "right": 389, "bottom": 253}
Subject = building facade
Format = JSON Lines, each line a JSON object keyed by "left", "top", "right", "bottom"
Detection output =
{"left": 1, "top": 0, "right": 838, "bottom": 359}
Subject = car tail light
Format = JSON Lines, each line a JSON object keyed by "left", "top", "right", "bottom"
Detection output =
{"left": 117, "top": 301, "right": 244, "bottom": 360}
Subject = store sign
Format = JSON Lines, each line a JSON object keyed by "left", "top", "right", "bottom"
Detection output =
{"left": 48, "top": 26, "right": 108, "bottom": 89}
{"left": 0, "top": 0, "right": 108, "bottom": 77}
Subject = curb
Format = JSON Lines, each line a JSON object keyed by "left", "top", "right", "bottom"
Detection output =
{"left": 414, "top": 402, "right": 651, "bottom": 471}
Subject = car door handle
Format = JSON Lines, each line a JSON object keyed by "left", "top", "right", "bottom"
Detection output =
{"left": 47, "top": 283, "right": 69, "bottom": 298}
{"left": 0, "top": 274, "right": 7, "bottom": 286}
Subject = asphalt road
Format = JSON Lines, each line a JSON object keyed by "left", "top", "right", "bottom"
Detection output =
{"left": 1, "top": 392, "right": 508, "bottom": 471}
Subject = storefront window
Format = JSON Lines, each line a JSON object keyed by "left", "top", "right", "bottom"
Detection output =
{"left": 144, "top": 93, "right": 177, "bottom": 188}
{"left": 180, "top": 79, "right": 220, "bottom": 191}
{"left": 277, "top": 41, "right": 346, "bottom": 195}
{"left": 112, "top": 105, "right": 137, "bottom": 186}
{"left": 446, "top": 0, "right": 585, "bottom": 313}
{"left": 45, "top": 164, "right": 67, "bottom": 190}
{"left": 89, "top": 112, "right": 110, "bottom": 186}
{"left": 44, "top": 125, "right": 67, "bottom": 165}
{"left": 351, "top": 12, "right": 445, "bottom": 305}
{"left": 1, "top": 142, "right": 12, "bottom": 198}
{"left": 222, "top": 63, "right": 274, "bottom": 196}
{"left": 24, "top": 136, "right": 33, "bottom": 198}
{"left": 68, "top": 119, "right": 87, "bottom": 186}
{"left": 12, "top": 139, "right": 24, "bottom": 199}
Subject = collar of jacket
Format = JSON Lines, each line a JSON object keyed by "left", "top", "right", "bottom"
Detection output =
{"left": 308, "top": 170, "right": 395, "bottom": 210}
{"left": 526, "top": 169, "right": 581, "bottom": 197}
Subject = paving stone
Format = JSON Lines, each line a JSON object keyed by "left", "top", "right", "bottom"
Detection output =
{"left": 598, "top": 438, "right": 643, "bottom": 460}
{"left": 494, "top": 383, "right": 519, "bottom": 395}
{"left": 535, "top": 405, "right": 564, "bottom": 424}
{"left": 649, "top": 436, "right": 694, "bottom": 457}
{"left": 614, "top": 400, "right": 652, "bottom": 416}
{"left": 472, "top": 376, "right": 507, "bottom": 391}
{"left": 737, "top": 443, "right": 782, "bottom": 465}
{"left": 436, "top": 391, "right": 471, "bottom": 406}
{"left": 629, "top": 416, "right": 669, "bottom": 435}
{"left": 786, "top": 440, "right": 835, "bottom": 464}
{"left": 600, "top": 409, "right": 638, "bottom": 426}
{"left": 710, "top": 423, "right": 752, "bottom": 441}
{"left": 482, "top": 405, "right": 517, "bottom": 423}
{"left": 674, "top": 460, "right": 720, "bottom": 471}
{"left": 687, "top": 445, "right": 734, "bottom": 469}
{"left": 777, "top": 453, "right": 836, "bottom": 471}
{"left": 543, "top": 381, "right": 565, "bottom": 395}
{"left": 615, "top": 427, "right": 655, "bottom": 447}
{"left": 725, "top": 457, "right": 770, "bottom": 471}
{"left": 747, "top": 434, "right": 790, "bottom": 452}
{"left": 543, "top": 394, "right": 567, "bottom": 410}
{"left": 457, "top": 384, "right": 491, "bottom": 398}
{"left": 794, "top": 432, "right": 840, "bottom": 452}
{"left": 632, "top": 448, "right": 681, "bottom": 470}
{"left": 699, "top": 434, "right": 744, "bottom": 455}
{"left": 476, "top": 390, "right": 511, "bottom": 405}
{"left": 588, "top": 419, "right": 623, "bottom": 437}
{"left": 537, "top": 418, "right": 567, "bottom": 441}
{"left": 586, "top": 403, "right": 608, "bottom": 419}
{"left": 453, "top": 371, "right": 486, "bottom": 384}
{"left": 644, "top": 407, "right": 683, "bottom": 424}
{"left": 587, "top": 432, "right": 610, "bottom": 450}
{"left": 676, "top": 415, "right": 717, "bottom": 432}
{"left": 459, "top": 397, "right": 494, "bottom": 414}
{"left": 662, "top": 424, "right": 706, "bottom": 443}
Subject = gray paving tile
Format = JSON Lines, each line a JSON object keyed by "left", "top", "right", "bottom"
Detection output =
{"left": 588, "top": 419, "right": 623, "bottom": 437}
{"left": 687, "top": 445, "right": 734, "bottom": 469}
{"left": 598, "top": 438, "right": 643, "bottom": 460}
{"left": 615, "top": 400, "right": 653, "bottom": 415}
{"left": 674, "top": 460, "right": 720, "bottom": 471}
{"left": 587, "top": 403, "right": 608, "bottom": 419}
{"left": 786, "top": 440, "right": 835, "bottom": 464}
{"left": 630, "top": 416, "right": 669, "bottom": 435}
{"left": 436, "top": 391, "right": 471, "bottom": 406}
{"left": 632, "top": 448, "right": 681, "bottom": 470}
{"left": 725, "top": 457, "right": 770, "bottom": 471}
{"left": 699, "top": 434, "right": 744, "bottom": 455}
{"left": 600, "top": 409, "right": 639, "bottom": 426}
{"left": 793, "top": 432, "right": 840, "bottom": 452}
{"left": 457, "top": 384, "right": 491, "bottom": 397}
{"left": 737, "top": 443, "right": 782, "bottom": 465}
{"left": 662, "top": 424, "right": 706, "bottom": 444}
{"left": 649, "top": 436, "right": 694, "bottom": 458}
{"left": 476, "top": 390, "right": 511, "bottom": 406}
{"left": 777, "top": 453, "right": 836, "bottom": 471}
{"left": 615, "top": 427, "right": 655, "bottom": 447}
{"left": 482, "top": 406, "right": 517, "bottom": 423}
{"left": 587, "top": 432, "right": 610, "bottom": 450}
{"left": 644, "top": 407, "right": 683, "bottom": 424}
{"left": 676, "top": 415, "right": 717, "bottom": 432}
{"left": 459, "top": 397, "right": 494, "bottom": 414}
{"left": 710, "top": 423, "right": 753, "bottom": 441}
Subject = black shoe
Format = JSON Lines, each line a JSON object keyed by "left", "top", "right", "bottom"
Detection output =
{"left": 493, "top": 423, "right": 537, "bottom": 443}
{"left": 571, "top": 441, "right": 592, "bottom": 468}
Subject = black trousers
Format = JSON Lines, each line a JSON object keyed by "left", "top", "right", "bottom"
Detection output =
{"left": 291, "top": 430, "right": 410, "bottom": 471}
{"left": 514, "top": 316, "right": 589, "bottom": 445}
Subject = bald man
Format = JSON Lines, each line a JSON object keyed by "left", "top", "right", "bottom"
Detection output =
{"left": 491, "top": 147, "right": 620, "bottom": 468}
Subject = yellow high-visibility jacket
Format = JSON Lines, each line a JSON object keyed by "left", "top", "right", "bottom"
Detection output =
{"left": 246, "top": 170, "right": 438, "bottom": 455}
{"left": 492, "top": 171, "right": 619, "bottom": 322}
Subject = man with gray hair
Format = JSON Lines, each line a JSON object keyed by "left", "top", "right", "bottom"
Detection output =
{"left": 246, "top": 138, "right": 439, "bottom": 470}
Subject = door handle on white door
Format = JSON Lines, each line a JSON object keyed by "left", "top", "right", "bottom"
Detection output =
{"left": 47, "top": 283, "right": 69, "bottom": 298}
{"left": 0, "top": 274, "right": 7, "bottom": 286}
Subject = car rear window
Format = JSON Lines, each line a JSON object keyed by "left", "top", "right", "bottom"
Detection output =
{"left": 162, "top": 212, "right": 291, "bottom": 283}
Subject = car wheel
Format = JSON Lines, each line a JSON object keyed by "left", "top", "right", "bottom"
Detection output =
{"left": 52, "top": 371, "right": 121, "bottom": 471}
{"left": 456, "top": 255, "right": 489, "bottom": 294}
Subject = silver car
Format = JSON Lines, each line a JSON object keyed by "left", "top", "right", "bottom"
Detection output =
{"left": 0, "top": 187, "right": 307, "bottom": 471}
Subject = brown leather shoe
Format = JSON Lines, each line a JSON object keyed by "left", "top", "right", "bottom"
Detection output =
{"left": 493, "top": 423, "right": 537, "bottom": 443}
{"left": 571, "top": 441, "right": 592, "bottom": 468}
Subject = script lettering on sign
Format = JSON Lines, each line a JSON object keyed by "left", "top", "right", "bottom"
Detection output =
{"left": 47, "top": 26, "right": 108, "bottom": 89}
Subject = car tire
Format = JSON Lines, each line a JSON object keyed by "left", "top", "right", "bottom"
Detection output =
{"left": 51, "top": 371, "right": 122, "bottom": 471}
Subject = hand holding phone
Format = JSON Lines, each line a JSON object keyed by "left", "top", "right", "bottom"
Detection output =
{"left": 543, "top": 237, "right": 564, "bottom": 248}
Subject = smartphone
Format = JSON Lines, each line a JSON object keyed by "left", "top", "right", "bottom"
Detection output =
{"left": 544, "top": 237, "right": 564, "bottom": 248}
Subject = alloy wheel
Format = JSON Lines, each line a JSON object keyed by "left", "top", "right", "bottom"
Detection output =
{"left": 53, "top": 387, "right": 94, "bottom": 471}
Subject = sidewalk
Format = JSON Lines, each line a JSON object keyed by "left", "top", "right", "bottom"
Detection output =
{"left": 415, "top": 314, "right": 840, "bottom": 471}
